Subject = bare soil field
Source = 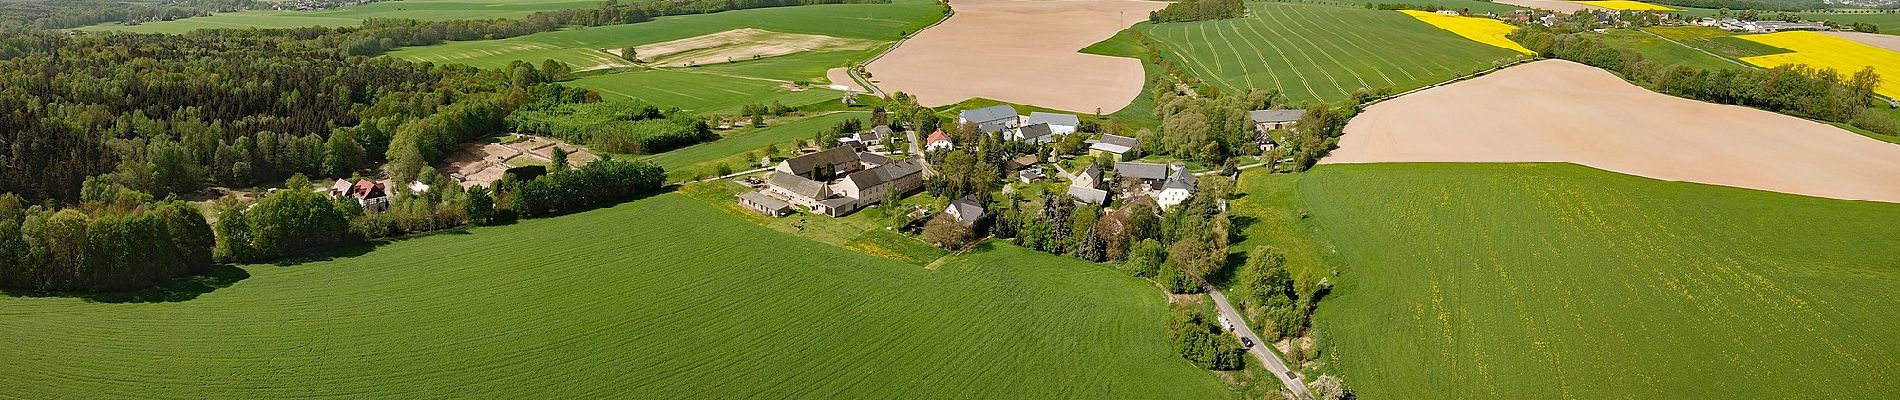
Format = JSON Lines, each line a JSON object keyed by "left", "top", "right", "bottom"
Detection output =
{"left": 1825, "top": 31, "right": 1900, "bottom": 53}
{"left": 1325, "top": 59, "right": 1900, "bottom": 203}
{"left": 866, "top": 0, "right": 1164, "bottom": 112}
{"left": 614, "top": 28, "right": 876, "bottom": 68}
{"left": 1493, "top": 0, "right": 1604, "bottom": 12}
{"left": 437, "top": 136, "right": 599, "bottom": 187}
{"left": 826, "top": 67, "right": 864, "bottom": 92}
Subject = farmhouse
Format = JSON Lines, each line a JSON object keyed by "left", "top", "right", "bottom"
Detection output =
{"left": 1073, "top": 165, "right": 1103, "bottom": 189}
{"left": 329, "top": 179, "right": 390, "bottom": 211}
{"left": 1115, "top": 162, "right": 1196, "bottom": 210}
{"left": 958, "top": 104, "right": 1018, "bottom": 133}
{"left": 1006, "top": 154, "right": 1040, "bottom": 171}
{"left": 1012, "top": 122, "right": 1056, "bottom": 144}
{"left": 758, "top": 149, "right": 924, "bottom": 217}
{"left": 1025, "top": 112, "right": 1080, "bottom": 136}
{"left": 1019, "top": 167, "right": 1044, "bottom": 183}
{"left": 1249, "top": 109, "right": 1306, "bottom": 133}
{"left": 737, "top": 191, "right": 794, "bottom": 217}
{"left": 926, "top": 129, "right": 955, "bottom": 152}
{"left": 1068, "top": 186, "right": 1108, "bottom": 205}
{"left": 944, "top": 194, "right": 988, "bottom": 226}
{"left": 775, "top": 146, "right": 861, "bottom": 180}
{"left": 857, "top": 152, "right": 891, "bottom": 168}
{"left": 1089, "top": 133, "right": 1142, "bottom": 162}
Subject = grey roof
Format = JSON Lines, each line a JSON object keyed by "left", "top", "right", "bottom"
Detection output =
{"left": 872, "top": 125, "right": 894, "bottom": 137}
{"left": 948, "top": 194, "right": 987, "bottom": 222}
{"left": 1026, "top": 112, "right": 1080, "bottom": 127}
{"left": 1163, "top": 164, "right": 1196, "bottom": 191}
{"left": 1249, "top": 109, "right": 1306, "bottom": 124}
{"left": 843, "top": 158, "right": 922, "bottom": 192}
{"left": 1068, "top": 186, "right": 1108, "bottom": 205}
{"left": 782, "top": 146, "right": 859, "bottom": 177}
{"left": 1076, "top": 165, "right": 1102, "bottom": 187}
{"left": 1019, "top": 169, "right": 1044, "bottom": 180}
{"left": 768, "top": 172, "right": 828, "bottom": 199}
{"left": 1115, "top": 162, "right": 1171, "bottom": 181}
{"left": 1089, "top": 142, "right": 1133, "bottom": 154}
{"left": 738, "top": 191, "right": 792, "bottom": 211}
{"left": 1017, "top": 123, "right": 1053, "bottom": 141}
{"left": 857, "top": 152, "right": 890, "bottom": 166}
{"left": 1099, "top": 133, "right": 1139, "bottom": 148}
{"left": 958, "top": 105, "right": 1017, "bottom": 123}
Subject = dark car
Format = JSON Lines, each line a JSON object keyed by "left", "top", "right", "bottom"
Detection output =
{"left": 1240, "top": 337, "right": 1255, "bottom": 348}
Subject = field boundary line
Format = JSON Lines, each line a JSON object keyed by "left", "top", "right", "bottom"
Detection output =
{"left": 852, "top": 2, "right": 955, "bottom": 97}
{"left": 1363, "top": 56, "right": 1534, "bottom": 107}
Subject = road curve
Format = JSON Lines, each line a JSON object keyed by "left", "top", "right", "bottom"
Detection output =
{"left": 1207, "top": 286, "right": 1313, "bottom": 400}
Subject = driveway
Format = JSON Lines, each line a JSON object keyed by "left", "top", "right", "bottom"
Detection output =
{"left": 1207, "top": 286, "right": 1312, "bottom": 399}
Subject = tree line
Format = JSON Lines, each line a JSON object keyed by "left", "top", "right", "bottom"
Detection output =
{"left": 1510, "top": 25, "right": 1895, "bottom": 136}
{"left": 0, "top": 192, "right": 213, "bottom": 293}
{"left": 0, "top": 0, "right": 261, "bottom": 32}
{"left": 1149, "top": 0, "right": 1246, "bottom": 23}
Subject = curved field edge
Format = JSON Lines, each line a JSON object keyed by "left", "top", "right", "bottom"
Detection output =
{"left": 0, "top": 193, "right": 1231, "bottom": 398}
{"left": 1297, "top": 162, "right": 1900, "bottom": 399}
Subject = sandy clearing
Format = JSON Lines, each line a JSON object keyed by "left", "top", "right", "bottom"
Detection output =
{"left": 617, "top": 28, "right": 876, "bottom": 68}
{"left": 1492, "top": 0, "right": 1605, "bottom": 12}
{"left": 1825, "top": 31, "right": 1900, "bottom": 53}
{"left": 437, "top": 136, "right": 600, "bottom": 188}
{"left": 866, "top": 0, "right": 1165, "bottom": 113}
{"left": 826, "top": 67, "right": 865, "bottom": 92}
{"left": 1325, "top": 59, "right": 1900, "bottom": 203}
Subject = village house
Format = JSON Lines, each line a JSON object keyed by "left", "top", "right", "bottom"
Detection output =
{"left": 738, "top": 191, "right": 794, "bottom": 217}
{"left": 1701, "top": 18, "right": 1827, "bottom": 33}
{"left": 1011, "top": 122, "right": 1056, "bottom": 144}
{"left": 1250, "top": 109, "right": 1305, "bottom": 133}
{"left": 754, "top": 148, "right": 925, "bottom": 217}
{"left": 944, "top": 194, "right": 988, "bottom": 226}
{"left": 1019, "top": 167, "right": 1044, "bottom": 183}
{"left": 957, "top": 104, "right": 1018, "bottom": 133}
{"left": 1089, "top": 133, "right": 1141, "bottom": 162}
{"left": 775, "top": 146, "right": 861, "bottom": 181}
{"left": 925, "top": 129, "right": 955, "bottom": 152}
{"left": 1025, "top": 112, "right": 1080, "bottom": 136}
{"left": 1067, "top": 164, "right": 1107, "bottom": 205}
{"left": 1114, "top": 162, "right": 1196, "bottom": 210}
{"left": 329, "top": 178, "right": 390, "bottom": 211}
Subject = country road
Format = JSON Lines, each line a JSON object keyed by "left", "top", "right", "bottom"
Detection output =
{"left": 1207, "top": 286, "right": 1312, "bottom": 400}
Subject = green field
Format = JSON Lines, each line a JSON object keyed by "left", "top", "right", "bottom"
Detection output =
{"left": 76, "top": 0, "right": 605, "bottom": 33}
{"left": 643, "top": 111, "right": 871, "bottom": 180}
{"left": 384, "top": 1, "right": 941, "bottom": 112}
{"left": 1599, "top": 29, "right": 1753, "bottom": 70}
{"left": 1142, "top": 2, "right": 1522, "bottom": 105}
{"left": 1294, "top": 163, "right": 1900, "bottom": 398}
{"left": 0, "top": 193, "right": 1232, "bottom": 398}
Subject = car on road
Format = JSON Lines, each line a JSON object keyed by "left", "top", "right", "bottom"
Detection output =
{"left": 1218, "top": 315, "right": 1234, "bottom": 332}
{"left": 1240, "top": 336, "right": 1255, "bottom": 349}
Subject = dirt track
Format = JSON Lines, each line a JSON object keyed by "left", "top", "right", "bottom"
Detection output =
{"left": 1325, "top": 60, "right": 1900, "bottom": 203}
{"left": 866, "top": 0, "right": 1163, "bottom": 113}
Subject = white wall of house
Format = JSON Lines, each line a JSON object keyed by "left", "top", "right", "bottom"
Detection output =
{"left": 1157, "top": 188, "right": 1191, "bottom": 210}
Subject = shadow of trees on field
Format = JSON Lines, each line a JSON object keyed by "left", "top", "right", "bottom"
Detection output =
{"left": 1, "top": 264, "right": 251, "bottom": 304}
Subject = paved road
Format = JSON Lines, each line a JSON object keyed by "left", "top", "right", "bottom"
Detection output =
{"left": 1207, "top": 286, "right": 1313, "bottom": 400}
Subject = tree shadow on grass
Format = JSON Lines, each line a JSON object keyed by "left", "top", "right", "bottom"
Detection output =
{"left": 1, "top": 264, "right": 252, "bottom": 304}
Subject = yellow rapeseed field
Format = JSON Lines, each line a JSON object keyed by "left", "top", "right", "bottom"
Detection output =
{"left": 1737, "top": 31, "right": 1900, "bottom": 98}
{"left": 1399, "top": 10, "right": 1535, "bottom": 55}
{"left": 1573, "top": 1, "right": 1678, "bottom": 11}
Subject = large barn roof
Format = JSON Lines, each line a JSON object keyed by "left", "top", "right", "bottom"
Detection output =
{"left": 958, "top": 105, "right": 1017, "bottom": 123}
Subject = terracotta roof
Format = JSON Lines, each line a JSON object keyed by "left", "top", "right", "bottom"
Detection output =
{"left": 927, "top": 130, "right": 950, "bottom": 145}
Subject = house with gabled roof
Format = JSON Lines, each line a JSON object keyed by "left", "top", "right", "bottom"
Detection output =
{"left": 958, "top": 105, "right": 1018, "bottom": 133}
{"left": 775, "top": 146, "right": 861, "bottom": 181}
{"left": 1025, "top": 112, "right": 1080, "bottom": 136}
{"left": 925, "top": 129, "right": 954, "bottom": 152}
{"left": 1089, "top": 133, "right": 1141, "bottom": 162}
{"left": 1011, "top": 122, "right": 1055, "bottom": 144}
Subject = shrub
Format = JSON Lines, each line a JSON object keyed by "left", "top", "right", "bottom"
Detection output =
{"left": 1851, "top": 110, "right": 1900, "bottom": 137}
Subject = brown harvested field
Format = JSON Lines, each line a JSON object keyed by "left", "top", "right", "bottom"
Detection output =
{"left": 1325, "top": 59, "right": 1900, "bottom": 203}
{"left": 1493, "top": 0, "right": 1604, "bottom": 12}
{"left": 826, "top": 67, "right": 864, "bottom": 92}
{"left": 866, "top": 0, "right": 1164, "bottom": 112}
{"left": 1825, "top": 31, "right": 1900, "bottom": 53}
{"left": 616, "top": 28, "right": 876, "bottom": 68}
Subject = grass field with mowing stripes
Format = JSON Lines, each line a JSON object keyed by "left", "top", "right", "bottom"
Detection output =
{"left": 0, "top": 193, "right": 1232, "bottom": 398}
{"left": 1297, "top": 163, "right": 1900, "bottom": 399}
{"left": 1142, "top": 3, "right": 1521, "bottom": 105}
